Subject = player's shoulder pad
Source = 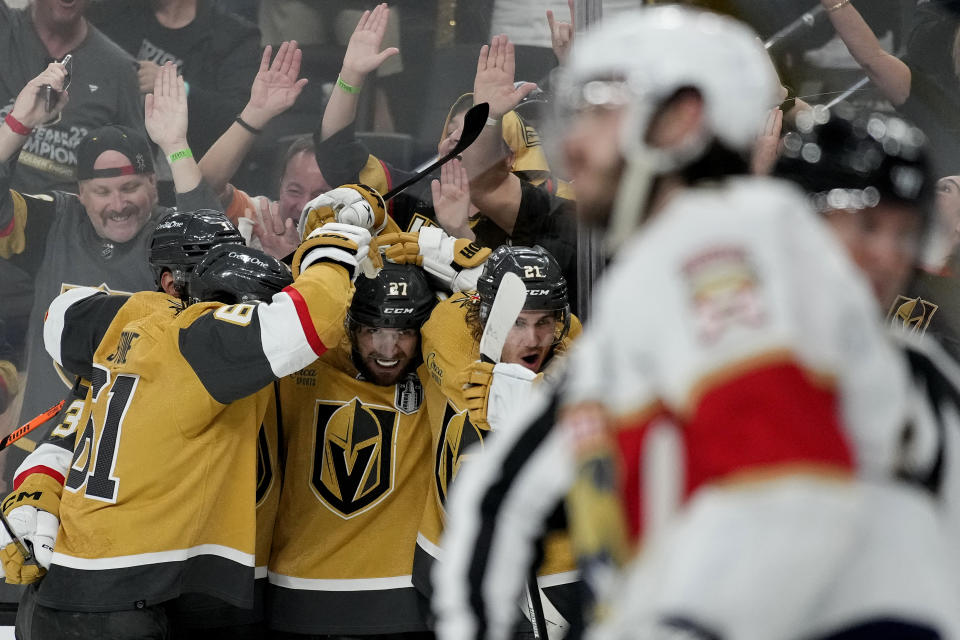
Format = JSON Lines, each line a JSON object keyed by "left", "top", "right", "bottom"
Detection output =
{"left": 44, "top": 287, "right": 114, "bottom": 367}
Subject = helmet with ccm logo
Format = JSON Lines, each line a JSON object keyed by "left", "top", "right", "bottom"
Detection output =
{"left": 348, "top": 262, "right": 437, "bottom": 330}
{"left": 476, "top": 245, "right": 570, "bottom": 342}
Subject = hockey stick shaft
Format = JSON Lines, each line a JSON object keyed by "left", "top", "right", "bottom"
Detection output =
{"left": 382, "top": 102, "right": 490, "bottom": 202}
{"left": 525, "top": 568, "right": 548, "bottom": 639}
{"left": 0, "top": 510, "right": 33, "bottom": 562}
{"left": 0, "top": 399, "right": 65, "bottom": 454}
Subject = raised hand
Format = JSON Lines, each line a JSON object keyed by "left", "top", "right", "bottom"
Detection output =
{"left": 431, "top": 158, "right": 474, "bottom": 240}
{"left": 474, "top": 34, "right": 536, "bottom": 120}
{"left": 9, "top": 62, "right": 69, "bottom": 129}
{"left": 243, "top": 41, "right": 309, "bottom": 129}
{"left": 144, "top": 62, "right": 189, "bottom": 153}
{"left": 547, "top": 0, "right": 575, "bottom": 65}
{"left": 340, "top": 3, "right": 399, "bottom": 88}
{"left": 248, "top": 197, "right": 300, "bottom": 259}
{"left": 750, "top": 107, "right": 783, "bottom": 176}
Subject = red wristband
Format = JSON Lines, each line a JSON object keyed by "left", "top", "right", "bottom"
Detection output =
{"left": 4, "top": 114, "right": 32, "bottom": 137}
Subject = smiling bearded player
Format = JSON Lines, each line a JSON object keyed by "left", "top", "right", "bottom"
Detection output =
{"left": 267, "top": 261, "right": 441, "bottom": 637}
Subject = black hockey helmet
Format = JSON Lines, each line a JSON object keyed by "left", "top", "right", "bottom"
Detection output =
{"left": 149, "top": 209, "right": 245, "bottom": 288}
{"left": 188, "top": 244, "right": 292, "bottom": 305}
{"left": 774, "top": 106, "right": 934, "bottom": 232}
{"left": 477, "top": 245, "right": 570, "bottom": 341}
{"left": 348, "top": 262, "right": 436, "bottom": 330}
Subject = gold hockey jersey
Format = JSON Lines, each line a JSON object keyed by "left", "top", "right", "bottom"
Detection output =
{"left": 414, "top": 293, "right": 581, "bottom": 607}
{"left": 38, "top": 260, "right": 354, "bottom": 612}
{"left": 268, "top": 346, "right": 433, "bottom": 635}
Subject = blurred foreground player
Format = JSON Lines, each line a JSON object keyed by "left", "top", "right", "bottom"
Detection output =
{"left": 434, "top": 6, "right": 960, "bottom": 640}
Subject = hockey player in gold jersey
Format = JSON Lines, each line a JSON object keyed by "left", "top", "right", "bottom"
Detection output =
{"left": 268, "top": 261, "right": 437, "bottom": 637}
{"left": 13, "top": 217, "right": 379, "bottom": 639}
{"left": 2, "top": 209, "right": 287, "bottom": 638}
{"left": 401, "top": 244, "right": 582, "bottom": 636}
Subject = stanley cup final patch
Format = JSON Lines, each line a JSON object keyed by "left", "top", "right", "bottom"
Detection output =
{"left": 395, "top": 374, "right": 424, "bottom": 415}
{"left": 888, "top": 295, "right": 938, "bottom": 336}
{"left": 682, "top": 246, "right": 765, "bottom": 343}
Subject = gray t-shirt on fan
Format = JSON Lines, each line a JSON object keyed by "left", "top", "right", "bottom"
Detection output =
{"left": 0, "top": 4, "right": 144, "bottom": 195}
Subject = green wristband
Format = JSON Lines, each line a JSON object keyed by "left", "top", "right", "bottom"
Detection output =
{"left": 336, "top": 75, "right": 361, "bottom": 94}
{"left": 169, "top": 148, "right": 193, "bottom": 163}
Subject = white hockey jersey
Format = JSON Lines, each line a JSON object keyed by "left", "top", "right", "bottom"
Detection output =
{"left": 434, "top": 177, "right": 960, "bottom": 640}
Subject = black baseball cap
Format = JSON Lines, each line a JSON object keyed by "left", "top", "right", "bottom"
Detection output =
{"left": 76, "top": 125, "right": 154, "bottom": 180}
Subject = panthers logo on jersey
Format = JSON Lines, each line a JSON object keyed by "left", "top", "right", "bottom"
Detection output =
{"left": 435, "top": 401, "right": 485, "bottom": 505}
{"left": 311, "top": 397, "right": 398, "bottom": 519}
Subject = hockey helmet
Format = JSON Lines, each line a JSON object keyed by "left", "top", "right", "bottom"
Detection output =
{"left": 188, "top": 244, "right": 292, "bottom": 305}
{"left": 557, "top": 6, "right": 778, "bottom": 159}
{"left": 550, "top": 6, "right": 779, "bottom": 250}
{"left": 477, "top": 246, "right": 570, "bottom": 342}
{"left": 774, "top": 107, "right": 934, "bottom": 227}
{"left": 348, "top": 262, "right": 437, "bottom": 330}
{"left": 149, "top": 209, "right": 245, "bottom": 288}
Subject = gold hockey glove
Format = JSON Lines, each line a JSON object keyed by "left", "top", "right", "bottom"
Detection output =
{"left": 298, "top": 184, "right": 388, "bottom": 239}
{"left": 292, "top": 222, "right": 382, "bottom": 281}
{"left": 1, "top": 473, "right": 62, "bottom": 583}
{"left": 379, "top": 227, "right": 490, "bottom": 292}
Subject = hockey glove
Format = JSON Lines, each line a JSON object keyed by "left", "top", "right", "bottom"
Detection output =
{"left": 379, "top": 226, "right": 490, "bottom": 292}
{"left": 0, "top": 473, "right": 62, "bottom": 582}
{"left": 461, "top": 361, "right": 538, "bottom": 430}
{"left": 292, "top": 222, "right": 382, "bottom": 282}
{"left": 298, "top": 184, "right": 388, "bottom": 240}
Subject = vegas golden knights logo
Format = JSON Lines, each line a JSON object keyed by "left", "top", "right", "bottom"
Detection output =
{"left": 106, "top": 331, "right": 140, "bottom": 364}
{"left": 889, "top": 295, "right": 938, "bottom": 336}
{"left": 311, "top": 397, "right": 398, "bottom": 518}
{"left": 435, "top": 402, "right": 485, "bottom": 504}
{"left": 255, "top": 424, "right": 273, "bottom": 505}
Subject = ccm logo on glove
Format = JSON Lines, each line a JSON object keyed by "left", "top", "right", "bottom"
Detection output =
{"left": 2, "top": 491, "right": 43, "bottom": 513}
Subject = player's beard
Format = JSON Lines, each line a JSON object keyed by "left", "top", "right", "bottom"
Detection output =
{"left": 351, "top": 347, "right": 418, "bottom": 387}
{"left": 573, "top": 158, "right": 624, "bottom": 228}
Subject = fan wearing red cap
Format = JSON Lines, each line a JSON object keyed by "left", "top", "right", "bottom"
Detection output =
{"left": 74, "top": 124, "right": 158, "bottom": 244}
{"left": 0, "top": 62, "right": 222, "bottom": 490}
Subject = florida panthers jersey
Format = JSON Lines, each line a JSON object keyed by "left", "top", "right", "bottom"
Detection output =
{"left": 433, "top": 177, "right": 960, "bottom": 640}
{"left": 268, "top": 346, "right": 433, "bottom": 635}
{"left": 38, "top": 261, "right": 353, "bottom": 612}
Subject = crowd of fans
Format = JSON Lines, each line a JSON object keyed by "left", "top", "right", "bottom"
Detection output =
{"left": 1, "top": 0, "right": 960, "bottom": 638}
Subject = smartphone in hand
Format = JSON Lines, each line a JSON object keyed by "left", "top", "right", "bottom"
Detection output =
{"left": 42, "top": 54, "right": 73, "bottom": 113}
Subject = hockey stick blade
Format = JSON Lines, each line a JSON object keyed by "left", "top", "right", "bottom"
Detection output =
{"left": 382, "top": 102, "right": 490, "bottom": 202}
{"left": 479, "top": 272, "right": 527, "bottom": 363}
